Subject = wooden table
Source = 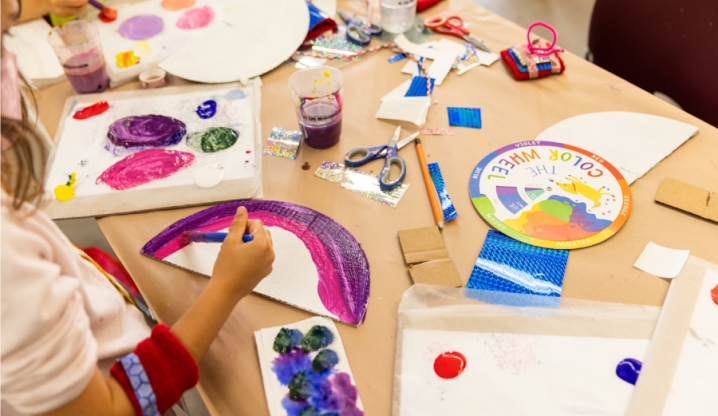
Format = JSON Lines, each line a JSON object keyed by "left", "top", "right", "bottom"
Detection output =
{"left": 36, "top": 0, "right": 718, "bottom": 414}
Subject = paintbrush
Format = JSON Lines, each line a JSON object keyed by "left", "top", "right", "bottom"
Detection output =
{"left": 88, "top": 0, "right": 118, "bottom": 22}
{"left": 180, "top": 231, "right": 254, "bottom": 244}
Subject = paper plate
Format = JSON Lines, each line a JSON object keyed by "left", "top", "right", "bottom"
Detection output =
{"left": 469, "top": 141, "right": 632, "bottom": 249}
{"left": 159, "top": 0, "right": 309, "bottom": 83}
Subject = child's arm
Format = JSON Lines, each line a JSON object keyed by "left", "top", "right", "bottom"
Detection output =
{"left": 37, "top": 207, "right": 275, "bottom": 416}
{"left": 18, "top": 0, "right": 87, "bottom": 22}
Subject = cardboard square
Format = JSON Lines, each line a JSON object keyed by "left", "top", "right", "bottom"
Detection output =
{"left": 398, "top": 227, "right": 448, "bottom": 264}
{"left": 408, "top": 259, "right": 462, "bottom": 287}
{"left": 655, "top": 177, "right": 718, "bottom": 223}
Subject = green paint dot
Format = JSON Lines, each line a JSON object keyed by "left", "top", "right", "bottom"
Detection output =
{"left": 312, "top": 349, "right": 339, "bottom": 373}
{"left": 186, "top": 127, "right": 239, "bottom": 153}
{"left": 273, "top": 328, "right": 303, "bottom": 353}
{"left": 300, "top": 325, "right": 334, "bottom": 352}
{"left": 539, "top": 199, "right": 573, "bottom": 222}
{"left": 288, "top": 370, "right": 313, "bottom": 402}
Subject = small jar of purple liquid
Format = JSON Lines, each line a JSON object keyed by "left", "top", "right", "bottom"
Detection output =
{"left": 288, "top": 66, "right": 344, "bottom": 149}
{"left": 48, "top": 21, "right": 110, "bottom": 94}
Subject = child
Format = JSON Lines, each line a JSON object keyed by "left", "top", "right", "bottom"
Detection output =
{"left": 0, "top": 1, "right": 276, "bottom": 414}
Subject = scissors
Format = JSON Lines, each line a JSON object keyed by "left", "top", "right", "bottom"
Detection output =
{"left": 344, "top": 126, "right": 418, "bottom": 191}
{"left": 424, "top": 15, "right": 491, "bottom": 53}
{"left": 338, "top": 9, "right": 382, "bottom": 46}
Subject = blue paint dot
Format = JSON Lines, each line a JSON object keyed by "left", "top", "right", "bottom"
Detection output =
{"left": 196, "top": 100, "right": 217, "bottom": 119}
{"left": 616, "top": 358, "right": 642, "bottom": 385}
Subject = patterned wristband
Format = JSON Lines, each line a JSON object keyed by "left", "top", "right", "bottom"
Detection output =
{"left": 119, "top": 353, "right": 160, "bottom": 416}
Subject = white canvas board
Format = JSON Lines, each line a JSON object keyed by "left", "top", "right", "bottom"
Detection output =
{"left": 634, "top": 241, "right": 690, "bottom": 279}
{"left": 89, "top": 0, "right": 224, "bottom": 86}
{"left": 43, "top": 81, "right": 262, "bottom": 219}
{"left": 398, "top": 329, "right": 649, "bottom": 416}
{"left": 255, "top": 317, "right": 364, "bottom": 416}
{"left": 3, "top": 19, "right": 65, "bottom": 88}
{"left": 535, "top": 112, "right": 699, "bottom": 184}
{"left": 662, "top": 269, "right": 718, "bottom": 415}
{"left": 164, "top": 226, "right": 339, "bottom": 320}
{"left": 159, "top": 0, "right": 309, "bottom": 83}
{"left": 376, "top": 97, "right": 430, "bottom": 126}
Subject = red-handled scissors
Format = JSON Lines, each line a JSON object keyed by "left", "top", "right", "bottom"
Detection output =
{"left": 424, "top": 15, "right": 491, "bottom": 53}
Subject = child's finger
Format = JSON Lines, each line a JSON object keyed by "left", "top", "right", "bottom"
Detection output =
{"left": 228, "top": 207, "right": 248, "bottom": 235}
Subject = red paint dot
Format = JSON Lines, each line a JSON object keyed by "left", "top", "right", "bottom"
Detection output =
{"left": 711, "top": 285, "right": 718, "bottom": 306}
{"left": 434, "top": 351, "right": 466, "bottom": 379}
{"left": 246, "top": 150, "right": 252, "bottom": 154}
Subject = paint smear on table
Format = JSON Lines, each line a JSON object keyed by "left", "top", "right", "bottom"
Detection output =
{"left": 73, "top": 101, "right": 109, "bottom": 120}
{"left": 96, "top": 149, "right": 194, "bottom": 190}
{"left": 108, "top": 115, "right": 186, "bottom": 148}
{"left": 54, "top": 173, "right": 77, "bottom": 202}
{"left": 161, "top": 0, "right": 194, "bottom": 11}
{"left": 119, "top": 15, "right": 164, "bottom": 40}
{"left": 115, "top": 50, "right": 140, "bottom": 68}
{"left": 195, "top": 99, "right": 217, "bottom": 119}
{"left": 186, "top": 127, "right": 238, "bottom": 152}
{"left": 434, "top": 351, "right": 467, "bottom": 379}
{"left": 616, "top": 358, "right": 642, "bottom": 385}
{"left": 176, "top": 6, "right": 215, "bottom": 30}
{"left": 271, "top": 325, "right": 363, "bottom": 416}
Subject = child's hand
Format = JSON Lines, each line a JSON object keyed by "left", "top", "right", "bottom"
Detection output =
{"left": 211, "top": 206, "right": 275, "bottom": 300}
{"left": 50, "top": 0, "right": 88, "bottom": 17}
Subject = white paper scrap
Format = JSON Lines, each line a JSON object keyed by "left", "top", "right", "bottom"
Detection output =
{"left": 3, "top": 20, "right": 66, "bottom": 89}
{"left": 457, "top": 62, "right": 480, "bottom": 75}
{"left": 380, "top": 79, "right": 413, "bottom": 102}
{"left": 394, "top": 35, "right": 460, "bottom": 85}
{"left": 376, "top": 97, "right": 430, "bottom": 126}
{"left": 634, "top": 241, "right": 690, "bottom": 278}
{"left": 535, "top": 112, "right": 699, "bottom": 184}
{"left": 477, "top": 50, "right": 500, "bottom": 66}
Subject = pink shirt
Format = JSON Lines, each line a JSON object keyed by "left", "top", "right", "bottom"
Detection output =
{"left": 1, "top": 194, "right": 150, "bottom": 415}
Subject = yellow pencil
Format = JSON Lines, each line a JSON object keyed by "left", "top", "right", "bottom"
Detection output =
{"left": 414, "top": 138, "right": 444, "bottom": 231}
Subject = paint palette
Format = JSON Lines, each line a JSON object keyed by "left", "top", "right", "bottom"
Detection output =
{"left": 141, "top": 200, "right": 371, "bottom": 326}
{"left": 469, "top": 141, "right": 632, "bottom": 249}
{"left": 44, "top": 81, "right": 262, "bottom": 219}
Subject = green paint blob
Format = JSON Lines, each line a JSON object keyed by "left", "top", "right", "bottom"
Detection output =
{"left": 300, "top": 325, "right": 334, "bottom": 352}
{"left": 273, "top": 328, "right": 303, "bottom": 353}
{"left": 288, "top": 370, "right": 313, "bottom": 402}
{"left": 312, "top": 349, "right": 339, "bottom": 373}
{"left": 186, "top": 127, "right": 239, "bottom": 153}
{"left": 539, "top": 199, "right": 573, "bottom": 222}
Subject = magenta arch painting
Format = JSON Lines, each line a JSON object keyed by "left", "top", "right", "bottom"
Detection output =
{"left": 141, "top": 201, "right": 371, "bottom": 325}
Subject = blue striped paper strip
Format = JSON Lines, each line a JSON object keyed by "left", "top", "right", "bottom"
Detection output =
{"left": 427, "top": 162, "right": 458, "bottom": 222}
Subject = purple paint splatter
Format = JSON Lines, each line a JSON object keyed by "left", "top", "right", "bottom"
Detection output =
{"left": 140, "top": 201, "right": 370, "bottom": 325}
{"left": 119, "top": 15, "right": 164, "bottom": 40}
{"left": 96, "top": 148, "right": 194, "bottom": 190}
{"left": 268, "top": 327, "right": 363, "bottom": 416}
{"left": 616, "top": 358, "right": 642, "bottom": 385}
{"left": 108, "top": 115, "right": 186, "bottom": 148}
{"left": 196, "top": 100, "right": 217, "bottom": 119}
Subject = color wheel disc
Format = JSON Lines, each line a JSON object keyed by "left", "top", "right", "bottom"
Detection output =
{"left": 469, "top": 141, "right": 632, "bottom": 249}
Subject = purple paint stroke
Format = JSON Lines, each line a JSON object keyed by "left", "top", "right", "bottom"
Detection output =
{"left": 108, "top": 115, "right": 186, "bottom": 148}
{"left": 616, "top": 358, "right": 642, "bottom": 385}
{"left": 140, "top": 200, "right": 370, "bottom": 325}
{"left": 273, "top": 348, "right": 312, "bottom": 385}
{"left": 119, "top": 15, "right": 164, "bottom": 40}
{"left": 96, "top": 148, "right": 194, "bottom": 190}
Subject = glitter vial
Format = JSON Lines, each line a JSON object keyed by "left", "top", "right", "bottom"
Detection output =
{"left": 381, "top": 0, "right": 417, "bottom": 34}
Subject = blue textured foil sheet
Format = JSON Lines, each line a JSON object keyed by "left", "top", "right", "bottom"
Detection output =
{"left": 447, "top": 107, "right": 482, "bottom": 128}
{"left": 466, "top": 230, "right": 569, "bottom": 297}
{"left": 427, "top": 162, "right": 458, "bottom": 222}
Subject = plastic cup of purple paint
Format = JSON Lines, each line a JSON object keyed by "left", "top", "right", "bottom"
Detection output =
{"left": 288, "top": 66, "right": 344, "bottom": 150}
{"left": 48, "top": 21, "right": 110, "bottom": 94}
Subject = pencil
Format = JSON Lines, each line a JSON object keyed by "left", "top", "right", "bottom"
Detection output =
{"left": 414, "top": 138, "right": 444, "bottom": 231}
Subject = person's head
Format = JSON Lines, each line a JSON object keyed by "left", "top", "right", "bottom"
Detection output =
{"left": 1, "top": 0, "right": 48, "bottom": 210}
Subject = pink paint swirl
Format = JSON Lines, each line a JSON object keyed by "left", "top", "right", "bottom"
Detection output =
{"left": 96, "top": 149, "right": 194, "bottom": 190}
{"left": 176, "top": 6, "right": 215, "bottom": 29}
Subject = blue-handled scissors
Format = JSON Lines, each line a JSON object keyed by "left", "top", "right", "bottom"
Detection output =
{"left": 338, "top": 9, "right": 382, "bottom": 46}
{"left": 344, "top": 126, "right": 418, "bottom": 191}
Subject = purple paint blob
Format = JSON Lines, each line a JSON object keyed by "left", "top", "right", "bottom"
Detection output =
{"left": 108, "top": 115, "right": 186, "bottom": 148}
{"left": 119, "top": 15, "right": 164, "bottom": 40}
{"left": 96, "top": 149, "right": 194, "bottom": 190}
{"left": 616, "top": 358, "right": 642, "bottom": 385}
{"left": 176, "top": 6, "right": 215, "bottom": 29}
{"left": 272, "top": 349, "right": 312, "bottom": 385}
{"left": 140, "top": 201, "right": 371, "bottom": 325}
